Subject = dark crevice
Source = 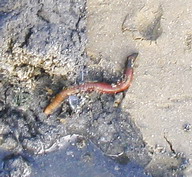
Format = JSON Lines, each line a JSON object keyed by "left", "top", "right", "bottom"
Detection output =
{"left": 4, "top": 86, "right": 11, "bottom": 105}
{"left": 164, "top": 135, "right": 176, "bottom": 154}
{"left": 6, "top": 38, "right": 15, "bottom": 54}
{"left": 36, "top": 9, "right": 50, "bottom": 23}
{"left": 70, "top": 10, "right": 84, "bottom": 45}
{"left": 75, "top": 16, "right": 82, "bottom": 42}
{"left": 19, "top": 27, "right": 33, "bottom": 48}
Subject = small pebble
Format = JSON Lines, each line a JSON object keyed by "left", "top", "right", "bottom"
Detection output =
{"left": 183, "top": 123, "right": 191, "bottom": 132}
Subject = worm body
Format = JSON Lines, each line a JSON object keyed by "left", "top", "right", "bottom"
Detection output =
{"left": 44, "top": 53, "right": 138, "bottom": 115}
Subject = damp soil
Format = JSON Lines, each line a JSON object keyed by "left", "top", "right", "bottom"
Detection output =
{"left": 0, "top": 73, "right": 186, "bottom": 177}
{"left": 0, "top": 0, "right": 190, "bottom": 177}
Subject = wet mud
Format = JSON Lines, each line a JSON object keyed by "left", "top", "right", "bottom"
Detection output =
{"left": 0, "top": 0, "right": 189, "bottom": 176}
{"left": 0, "top": 64, "right": 187, "bottom": 177}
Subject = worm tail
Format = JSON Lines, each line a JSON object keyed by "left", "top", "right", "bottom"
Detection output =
{"left": 44, "top": 87, "right": 78, "bottom": 115}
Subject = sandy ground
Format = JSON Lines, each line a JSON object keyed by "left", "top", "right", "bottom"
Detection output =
{"left": 0, "top": 0, "right": 191, "bottom": 176}
{"left": 87, "top": 0, "right": 192, "bottom": 176}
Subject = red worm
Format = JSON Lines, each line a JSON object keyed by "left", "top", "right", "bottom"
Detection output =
{"left": 44, "top": 53, "right": 138, "bottom": 115}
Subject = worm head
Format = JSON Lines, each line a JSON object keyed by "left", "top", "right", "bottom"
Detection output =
{"left": 126, "top": 53, "right": 138, "bottom": 67}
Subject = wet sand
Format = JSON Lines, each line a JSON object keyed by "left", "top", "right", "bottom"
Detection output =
{"left": 87, "top": 0, "right": 192, "bottom": 175}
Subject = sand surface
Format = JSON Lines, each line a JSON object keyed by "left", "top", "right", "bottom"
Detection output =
{"left": 87, "top": 0, "right": 192, "bottom": 175}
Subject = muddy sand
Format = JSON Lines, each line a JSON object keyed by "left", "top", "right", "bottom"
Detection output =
{"left": 0, "top": 0, "right": 191, "bottom": 176}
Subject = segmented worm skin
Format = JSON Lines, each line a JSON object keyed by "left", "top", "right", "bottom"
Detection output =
{"left": 44, "top": 53, "right": 138, "bottom": 115}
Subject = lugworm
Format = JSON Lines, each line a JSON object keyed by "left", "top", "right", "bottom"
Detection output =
{"left": 44, "top": 53, "right": 138, "bottom": 115}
